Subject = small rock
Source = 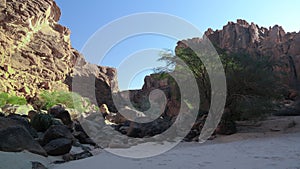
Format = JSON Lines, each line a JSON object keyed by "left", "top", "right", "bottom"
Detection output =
{"left": 32, "top": 161, "right": 48, "bottom": 169}
{"left": 63, "top": 151, "right": 93, "bottom": 162}
{"left": 48, "top": 105, "right": 73, "bottom": 127}
{"left": 48, "top": 104, "right": 66, "bottom": 117}
{"left": 108, "top": 142, "right": 130, "bottom": 149}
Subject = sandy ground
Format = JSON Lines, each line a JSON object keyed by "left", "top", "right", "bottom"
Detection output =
{"left": 52, "top": 133, "right": 300, "bottom": 169}
{"left": 1, "top": 116, "right": 300, "bottom": 169}
{"left": 213, "top": 116, "right": 300, "bottom": 143}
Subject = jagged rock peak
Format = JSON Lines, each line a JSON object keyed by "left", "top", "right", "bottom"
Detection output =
{"left": 178, "top": 19, "right": 300, "bottom": 88}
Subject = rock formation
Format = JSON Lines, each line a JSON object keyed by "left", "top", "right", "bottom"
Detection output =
{"left": 0, "top": 0, "right": 118, "bottom": 110}
{"left": 132, "top": 20, "right": 300, "bottom": 137}
{"left": 0, "top": 0, "right": 74, "bottom": 95}
{"left": 144, "top": 20, "right": 300, "bottom": 103}
{"left": 203, "top": 19, "right": 300, "bottom": 88}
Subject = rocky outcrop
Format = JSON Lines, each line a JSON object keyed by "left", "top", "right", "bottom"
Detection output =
{"left": 65, "top": 55, "right": 119, "bottom": 111}
{"left": 0, "top": 0, "right": 76, "bottom": 97}
{"left": 0, "top": 0, "right": 118, "bottom": 110}
{"left": 203, "top": 19, "right": 300, "bottom": 87}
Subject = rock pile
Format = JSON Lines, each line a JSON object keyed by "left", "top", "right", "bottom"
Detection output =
{"left": 0, "top": 104, "right": 98, "bottom": 163}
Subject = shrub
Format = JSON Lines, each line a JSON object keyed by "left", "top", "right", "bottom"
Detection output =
{"left": 0, "top": 92, "right": 27, "bottom": 107}
{"left": 157, "top": 44, "right": 286, "bottom": 120}
{"left": 38, "top": 90, "right": 95, "bottom": 113}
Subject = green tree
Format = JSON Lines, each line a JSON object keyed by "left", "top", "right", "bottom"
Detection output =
{"left": 157, "top": 43, "right": 285, "bottom": 120}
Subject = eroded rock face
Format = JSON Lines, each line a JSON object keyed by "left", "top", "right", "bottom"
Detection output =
{"left": 0, "top": 0, "right": 76, "bottom": 97}
{"left": 203, "top": 19, "right": 300, "bottom": 87}
{"left": 66, "top": 57, "right": 119, "bottom": 111}
{"left": 0, "top": 0, "right": 119, "bottom": 110}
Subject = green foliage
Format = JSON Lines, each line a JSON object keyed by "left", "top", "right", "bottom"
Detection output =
{"left": 0, "top": 92, "right": 9, "bottom": 107}
{"left": 233, "top": 96, "right": 275, "bottom": 120}
{"left": 157, "top": 45, "right": 286, "bottom": 120}
{"left": 38, "top": 91, "right": 94, "bottom": 112}
{"left": 223, "top": 53, "right": 285, "bottom": 120}
{"left": 0, "top": 92, "right": 27, "bottom": 107}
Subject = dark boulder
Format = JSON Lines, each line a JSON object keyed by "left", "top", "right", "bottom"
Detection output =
{"left": 127, "top": 117, "right": 171, "bottom": 138}
{"left": 31, "top": 113, "right": 63, "bottom": 132}
{"left": 6, "top": 114, "right": 38, "bottom": 138}
{"left": 72, "top": 120, "right": 96, "bottom": 146}
{"left": 215, "top": 111, "right": 237, "bottom": 135}
{"left": 184, "top": 129, "right": 200, "bottom": 142}
{"left": 216, "top": 120, "right": 237, "bottom": 135}
{"left": 43, "top": 138, "right": 72, "bottom": 156}
{"left": 48, "top": 105, "right": 73, "bottom": 127}
{"left": 43, "top": 125, "right": 75, "bottom": 146}
{"left": 0, "top": 126, "right": 47, "bottom": 156}
{"left": 48, "top": 105, "right": 66, "bottom": 117}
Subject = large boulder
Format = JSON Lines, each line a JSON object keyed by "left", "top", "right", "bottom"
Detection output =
{"left": 42, "top": 125, "right": 75, "bottom": 156}
{"left": 126, "top": 117, "right": 171, "bottom": 138}
{"left": 42, "top": 125, "right": 75, "bottom": 145}
{"left": 5, "top": 114, "right": 38, "bottom": 138}
{"left": 31, "top": 113, "right": 62, "bottom": 132}
{"left": 66, "top": 62, "right": 119, "bottom": 112}
{"left": 0, "top": 126, "right": 47, "bottom": 156}
{"left": 73, "top": 120, "right": 96, "bottom": 146}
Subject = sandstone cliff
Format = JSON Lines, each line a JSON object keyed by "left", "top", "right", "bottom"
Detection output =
{"left": 145, "top": 20, "right": 300, "bottom": 95}
{"left": 0, "top": 0, "right": 118, "bottom": 109}
{"left": 203, "top": 19, "right": 300, "bottom": 88}
{"left": 0, "top": 0, "right": 74, "bottom": 96}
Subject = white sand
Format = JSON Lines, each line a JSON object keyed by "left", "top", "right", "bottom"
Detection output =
{"left": 52, "top": 133, "right": 300, "bottom": 169}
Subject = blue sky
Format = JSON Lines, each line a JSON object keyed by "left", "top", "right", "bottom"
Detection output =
{"left": 56, "top": 0, "right": 300, "bottom": 90}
